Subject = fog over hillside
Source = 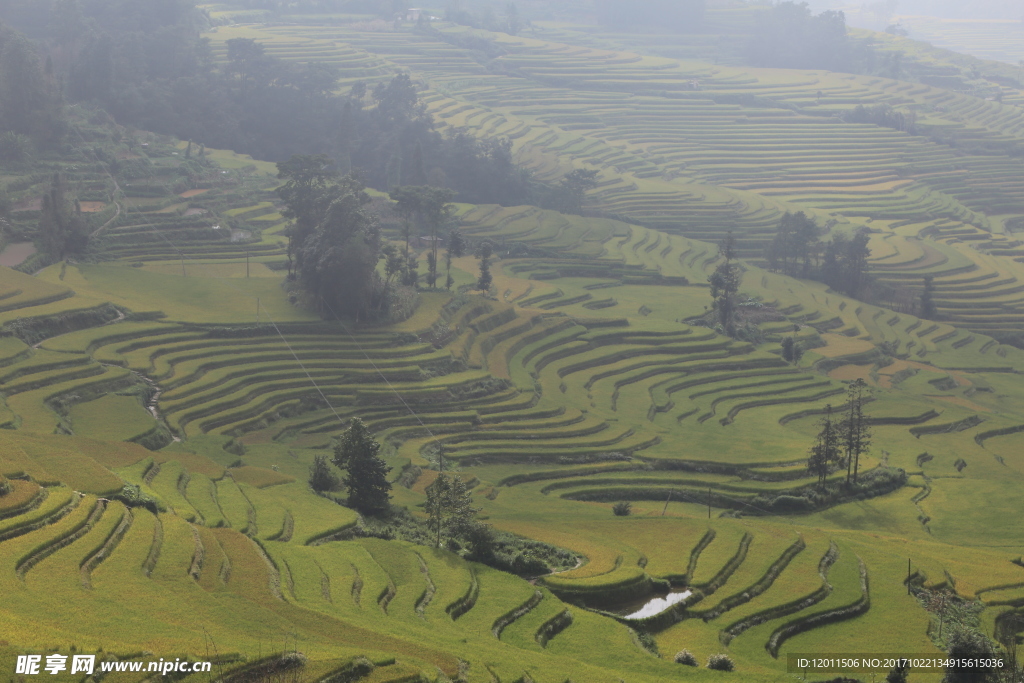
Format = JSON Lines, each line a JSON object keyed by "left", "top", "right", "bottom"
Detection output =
{"left": 804, "top": 0, "right": 1024, "bottom": 23}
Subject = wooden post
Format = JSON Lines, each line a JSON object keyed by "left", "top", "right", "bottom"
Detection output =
{"left": 707, "top": 487, "right": 711, "bottom": 519}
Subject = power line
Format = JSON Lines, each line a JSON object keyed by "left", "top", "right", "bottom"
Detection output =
{"left": 256, "top": 301, "right": 345, "bottom": 425}
{"left": 90, "top": 156, "right": 442, "bottom": 445}
{"left": 318, "top": 298, "right": 441, "bottom": 444}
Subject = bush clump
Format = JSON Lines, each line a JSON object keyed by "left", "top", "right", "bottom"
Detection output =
{"left": 707, "top": 654, "right": 735, "bottom": 671}
{"left": 113, "top": 484, "right": 159, "bottom": 513}
{"left": 613, "top": 501, "right": 632, "bottom": 516}
{"left": 674, "top": 650, "right": 698, "bottom": 666}
{"left": 308, "top": 454, "right": 341, "bottom": 493}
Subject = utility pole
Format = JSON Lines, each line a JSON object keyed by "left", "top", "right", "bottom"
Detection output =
{"left": 662, "top": 489, "right": 672, "bottom": 516}
{"left": 179, "top": 251, "right": 186, "bottom": 277}
{"left": 436, "top": 443, "right": 445, "bottom": 550}
{"left": 256, "top": 297, "right": 260, "bottom": 327}
{"left": 246, "top": 249, "right": 250, "bottom": 278}
{"left": 938, "top": 594, "right": 946, "bottom": 640}
{"left": 707, "top": 487, "right": 712, "bottom": 519}
{"left": 907, "top": 558, "right": 912, "bottom": 595}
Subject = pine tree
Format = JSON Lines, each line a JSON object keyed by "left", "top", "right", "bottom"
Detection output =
{"left": 477, "top": 241, "right": 493, "bottom": 293}
{"left": 425, "top": 472, "right": 451, "bottom": 548}
{"left": 843, "top": 380, "right": 872, "bottom": 484}
{"left": 445, "top": 229, "right": 466, "bottom": 291}
{"left": 782, "top": 335, "right": 803, "bottom": 364}
{"left": 920, "top": 275, "right": 937, "bottom": 320}
{"left": 425, "top": 472, "right": 479, "bottom": 548}
{"left": 709, "top": 232, "right": 740, "bottom": 337}
{"left": 332, "top": 418, "right": 392, "bottom": 514}
{"left": 808, "top": 405, "right": 840, "bottom": 487}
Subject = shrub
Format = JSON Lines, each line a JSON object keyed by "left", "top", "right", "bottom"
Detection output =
{"left": 613, "top": 501, "right": 632, "bottom": 516}
{"left": 511, "top": 552, "right": 549, "bottom": 576}
{"left": 464, "top": 521, "right": 496, "bottom": 561}
{"left": 886, "top": 661, "right": 909, "bottom": 683}
{"left": 0, "top": 132, "right": 32, "bottom": 163}
{"left": 308, "top": 455, "right": 340, "bottom": 493}
{"left": 707, "top": 654, "right": 735, "bottom": 671}
{"left": 112, "top": 484, "right": 160, "bottom": 513}
{"left": 674, "top": 650, "right": 698, "bottom": 666}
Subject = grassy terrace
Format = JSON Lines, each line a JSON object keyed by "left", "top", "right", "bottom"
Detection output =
{"left": 4, "top": 9, "right": 1024, "bottom": 680}
{"left": 197, "top": 20, "right": 1024, "bottom": 345}
{"left": 4, "top": 176, "right": 1017, "bottom": 675}
{"left": 1, "top": 147, "right": 1024, "bottom": 677}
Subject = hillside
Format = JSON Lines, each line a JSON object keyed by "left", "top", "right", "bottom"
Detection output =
{"left": 2, "top": 3, "right": 1024, "bottom": 682}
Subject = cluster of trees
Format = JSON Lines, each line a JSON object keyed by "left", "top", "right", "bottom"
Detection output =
{"left": 308, "top": 418, "right": 394, "bottom": 514}
{"left": 308, "top": 419, "right": 496, "bottom": 560}
{"left": 425, "top": 471, "right": 478, "bottom": 548}
{"left": 744, "top": 2, "right": 867, "bottom": 73}
{"left": 765, "top": 211, "right": 872, "bottom": 298}
{"left": 845, "top": 103, "right": 918, "bottom": 134}
{"left": 278, "top": 153, "right": 489, "bottom": 320}
{"left": 0, "top": 21, "right": 63, "bottom": 157}
{"left": 807, "top": 380, "right": 872, "bottom": 486}
{"left": 38, "top": 172, "right": 88, "bottom": 259}
{"left": 0, "top": 0, "right": 552, "bottom": 207}
{"left": 276, "top": 155, "right": 396, "bottom": 320}
{"left": 444, "top": 1, "right": 523, "bottom": 35}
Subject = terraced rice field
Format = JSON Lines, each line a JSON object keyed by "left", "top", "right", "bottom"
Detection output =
{"left": 5, "top": 8, "right": 1024, "bottom": 680}
{"left": 6, "top": 178, "right": 1024, "bottom": 675}
{"left": 197, "top": 19, "right": 1024, "bottom": 343}
{"left": 894, "top": 15, "right": 1024, "bottom": 66}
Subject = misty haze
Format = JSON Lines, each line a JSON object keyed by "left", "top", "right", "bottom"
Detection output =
{"left": 0, "top": 1, "right": 1023, "bottom": 681}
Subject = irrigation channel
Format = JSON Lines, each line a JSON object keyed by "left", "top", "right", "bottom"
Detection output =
{"left": 614, "top": 589, "right": 694, "bottom": 620}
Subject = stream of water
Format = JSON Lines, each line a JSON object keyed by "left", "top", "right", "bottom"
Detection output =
{"left": 617, "top": 589, "right": 693, "bottom": 620}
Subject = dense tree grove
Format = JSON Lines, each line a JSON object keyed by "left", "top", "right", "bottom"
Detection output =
{"left": 766, "top": 212, "right": 872, "bottom": 298}
{"left": 0, "top": 1, "right": 550, "bottom": 208}
{"left": 0, "top": 21, "right": 63, "bottom": 148}
{"left": 744, "top": 2, "right": 865, "bottom": 73}
{"left": 277, "top": 155, "right": 412, "bottom": 321}
{"left": 766, "top": 211, "right": 821, "bottom": 280}
{"left": 38, "top": 172, "right": 88, "bottom": 259}
{"left": 846, "top": 103, "right": 918, "bottom": 134}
